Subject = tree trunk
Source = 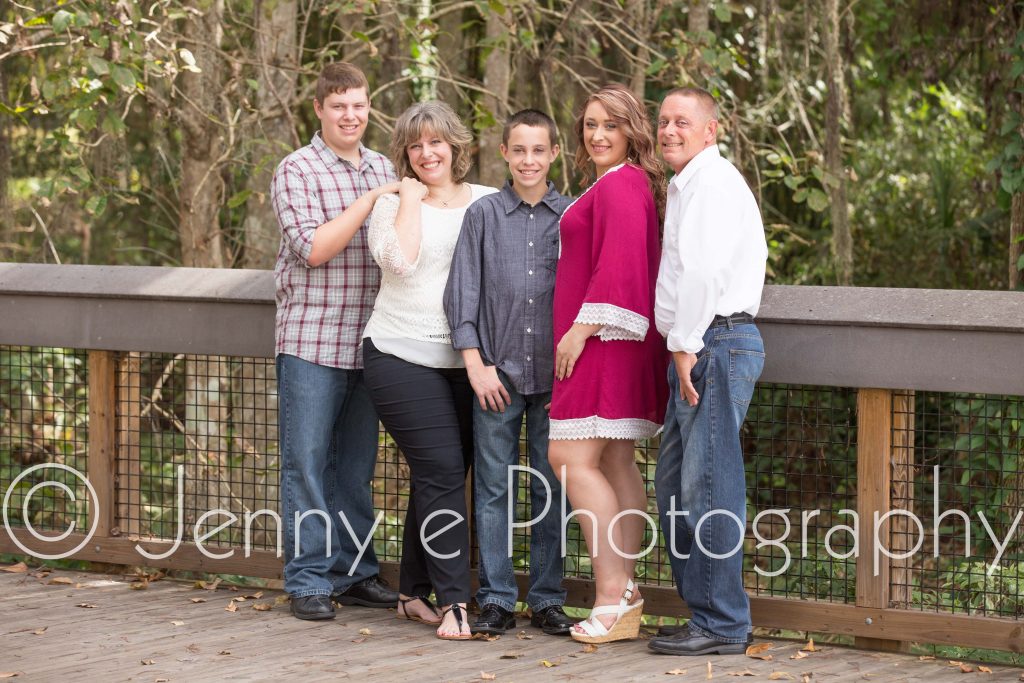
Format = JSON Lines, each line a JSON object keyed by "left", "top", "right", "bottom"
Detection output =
{"left": 687, "top": 0, "right": 710, "bottom": 80}
{"left": 177, "top": 0, "right": 227, "bottom": 269}
{"left": 1011, "top": 192, "right": 1023, "bottom": 290}
{"left": 688, "top": 0, "right": 709, "bottom": 34}
{"left": 242, "top": 0, "right": 298, "bottom": 270}
{"left": 0, "top": 57, "right": 11, "bottom": 237}
{"left": 823, "top": 0, "right": 853, "bottom": 285}
{"left": 478, "top": 8, "right": 511, "bottom": 188}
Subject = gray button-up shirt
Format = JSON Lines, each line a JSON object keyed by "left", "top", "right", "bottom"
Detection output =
{"left": 444, "top": 180, "right": 571, "bottom": 395}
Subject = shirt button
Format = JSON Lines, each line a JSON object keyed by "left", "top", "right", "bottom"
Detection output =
{"left": 529, "top": 241, "right": 534, "bottom": 247}
{"left": 528, "top": 270, "right": 533, "bottom": 275}
{"left": 528, "top": 299, "right": 533, "bottom": 304}
{"left": 526, "top": 356, "right": 532, "bottom": 361}
{"left": 527, "top": 328, "right": 532, "bottom": 333}
{"left": 529, "top": 214, "right": 534, "bottom": 219}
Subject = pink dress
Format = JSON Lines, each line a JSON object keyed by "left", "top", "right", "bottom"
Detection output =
{"left": 549, "top": 164, "right": 669, "bottom": 440}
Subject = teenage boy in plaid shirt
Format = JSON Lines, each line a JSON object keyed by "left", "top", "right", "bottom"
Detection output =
{"left": 271, "top": 62, "right": 400, "bottom": 621}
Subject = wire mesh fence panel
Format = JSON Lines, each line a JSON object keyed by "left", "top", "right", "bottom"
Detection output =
{"left": 0, "top": 346, "right": 90, "bottom": 534}
{"left": 890, "top": 391, "right": 1024, "bottom": 618}
{"left": 742, "top": 384, "right": 859, "bottom": 603}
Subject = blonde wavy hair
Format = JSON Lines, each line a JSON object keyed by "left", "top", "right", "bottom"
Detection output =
{"left": 572, "top": 84, "right": 666, "bottom": 222}
{"left": 390, "top": 101, "right": 474, "bottom": 184}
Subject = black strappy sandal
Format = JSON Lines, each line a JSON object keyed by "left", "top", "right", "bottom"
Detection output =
{"left": 437, "top": 603, "right": 472, "bottom": 640}
{"left": 396, "top": 595, "right": 441, "bottom": 625}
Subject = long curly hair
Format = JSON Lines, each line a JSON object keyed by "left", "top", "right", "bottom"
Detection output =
{"left": 572, "top": 84, "right": 666, "bottom": 223}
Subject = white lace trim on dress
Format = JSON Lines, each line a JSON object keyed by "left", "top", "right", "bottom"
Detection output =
{"left": 549, "top": 415, "right": 661, "bottom": 441}
{"left": 575, "top": 302, "right": 648, "bottom": 342}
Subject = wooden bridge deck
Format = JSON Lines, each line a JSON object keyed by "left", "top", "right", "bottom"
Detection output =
{"left": 1, "top": 567, "right": 1021, "bottom": 682}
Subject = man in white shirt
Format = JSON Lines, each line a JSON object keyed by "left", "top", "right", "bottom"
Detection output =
{"left": 648, "top": 88, "right": 767, "bottom": 657}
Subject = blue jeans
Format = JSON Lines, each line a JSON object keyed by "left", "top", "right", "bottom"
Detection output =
{"left": 655, "top": 322, "right": 764, "bottom": 643}
{"left": 277, "top": 354, "right": 381, "bottom": 598}
{"left": 473, "top": 371, "right": 566, "bottom": 612}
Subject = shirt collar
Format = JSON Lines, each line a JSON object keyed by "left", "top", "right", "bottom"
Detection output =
{"left": 311, "top": 131, "right": 371, "bottom": 171}
{"left": 670, "top": 144, "right": 720, "bottom": 192}
{"left": 499, "top": 179, "right": 562, "bottom": 214}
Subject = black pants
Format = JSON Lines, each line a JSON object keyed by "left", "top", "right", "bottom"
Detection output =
{"left": 362, "top": 339, "right": 474, "bottom": 605}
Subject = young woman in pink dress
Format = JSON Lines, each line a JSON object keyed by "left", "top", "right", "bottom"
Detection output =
{"left": 548, "top": 83, "right": 669, "bottom": 644}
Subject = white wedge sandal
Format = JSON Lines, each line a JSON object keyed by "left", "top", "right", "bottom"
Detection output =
{"left": 570, "top": 579, "right": 644, "bottom": 644}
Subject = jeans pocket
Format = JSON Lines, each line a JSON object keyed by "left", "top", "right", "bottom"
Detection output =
{"left": 728, "top": 348, "right": 764, "bottom": 409}
{"left": 690, "top": 346, "right": 712, "bottom": 385}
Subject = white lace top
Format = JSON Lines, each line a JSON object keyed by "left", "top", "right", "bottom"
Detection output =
{"left": 363, "top": 184, "right": 498, "bottom": 367}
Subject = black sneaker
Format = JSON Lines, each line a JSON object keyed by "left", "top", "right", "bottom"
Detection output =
{"left": 530, "top": 605, "right": 574, "bottom": 635}
{"left": 648, "top": 626, "right": 752, "bottom": 656}
{"left": 290, "top": 594, "right": 335, "bottom": 620}
{"left": 332, "top": 575, "right": 399, "bottom": 608}
{"left": 471, "top": 604, "right": 516, "bottom": 635}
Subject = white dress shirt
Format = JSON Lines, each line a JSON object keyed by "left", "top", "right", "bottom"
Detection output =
{"left": 655, "top": 145, "right": 768, "bottom": 354}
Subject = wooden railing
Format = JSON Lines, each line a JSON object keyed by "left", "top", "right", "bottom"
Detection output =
{"left": 2, "top": 263, "right": 1023, "bottom": 653}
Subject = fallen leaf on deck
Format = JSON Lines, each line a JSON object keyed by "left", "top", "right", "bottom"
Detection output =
{"left": 351, "top": 637, "right": 366, "bottom": 644}
{"left": 472, "top": 633, "right": 500, "bottom": 641}
{"left": 76, "top": 603, "right": 96, "bottom": 609}
{"left": 130, "top": 581, "right": 149, "bottom": 590}
{"left": 746, "top": 643, "right": 772, "bottom": 657}
{"left": 790, "top": 651, "right": 808, "bottom": 660}
{"left": 231, "top": 596, "right": 247, "bottom": 602}
{"left": 581, "top": 644, "right": 598, "bottom": 653}
{"left": 32, "top": 628, "right": 46, "bottom": 636}
{"left": 197, "top": 578, "right": 221, "bottom": 591}
{"left": 768, "top": 673, "right": 795, "bottom": 681}
{"left": 48, "top": 577, "right": 73, "bottom": 585}
{"left": 541, "top": 659, "right": 560, "bottom": 667}
{"left": 0, "top": 563, "right": 27, "bottom": 573}
{"left": 500, "top": 651, "right": 524, "bottom": 659}
{"left": 141, "top": 659, "right": 155, "bottom": 666}
{"left": 358, "top": 628, "right": 372, "bottom": 635}
{"left": 480, "top": 672, "right": 496, "bottom": 681}
{"left": 802, "top": 675, "right": 812, "bottom": 683}
{"left": 218, "top": 650, "right": 231, "bottom": 656}
{"left": 170, "top": 620, "right": 185, "bottom": 626}
{"left": 665, "top": 669, "right": 687, "bottom": 676}
{"left": 274, "top": 595, "right": 290, "bottom": 606}
{"left": 252, "top": 602, "right": 272, "bottom": 611}
{"left": 960, "top": 664, "right": 974, "bottom": 673}
{"left": 801, "top": 639, "right": 819, "bottom": 653}
{"left": 30, "top": 571, "right": 50, "bottom": 579}
{"left": 189, "top": 598, "right": 206, "bottom": 604}
{"left": 727, "top": 672, "right": 755, "bottom": 677}
{"left": 246, "top": 592, "right": 264, "bottom": 599}
{"left": 186, "top": 644, "right": 200, "bottom": 654}
{"left": 948, "top": 661, "right": 963, "bottom": 666}
{"left": 155, "top": 678, "right": 169, "bottom": 682}
{"left": 978, "top": 666, "right": 992, "bottom": 673}
{"left": 0, "top": 674, "right": 18, "bottom": 679}
{"left": 707, "top": 660, "right": 714, "bottom": 679}
{"left": 918, "top": 656, "right": 935, "bottom": 661}
{"left": 225, "top": 602, "right": 238, "bottom": 613}
{"left": 516, "top": 631, "right": 533, "bottom": 640}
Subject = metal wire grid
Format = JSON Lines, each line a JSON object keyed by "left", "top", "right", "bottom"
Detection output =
{"left": 743, "top": 384, "right": 859, "bottom": 603}
{"left": 114, "top": 353, "right": 280, "bottom": 551}
{"left": 890, "top": 391, "right": 1024, "bottom": 618}
{"left": 0, "top": 346, "right": 90, "bottom": 534}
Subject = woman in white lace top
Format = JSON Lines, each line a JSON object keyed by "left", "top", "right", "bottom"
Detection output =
{"left": 362, "top": 100, "right": 497, "bottom": 641}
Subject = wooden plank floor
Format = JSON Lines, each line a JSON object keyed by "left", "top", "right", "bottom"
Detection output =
{"left": 1, "top": 568, "right": 1021, "bottom": 682}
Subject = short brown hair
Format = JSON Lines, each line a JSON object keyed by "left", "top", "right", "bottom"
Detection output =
{"left": 390, "top": 101, "right": 474, "bottom": 184}
{"left": 502, "top": 109, "right": 559, "bottom": 147}
{"left": 315, "top": 62, "right": 369, "bottom": 104}
{"left": 663, "top": 87, "right": 719, "bottom": 121}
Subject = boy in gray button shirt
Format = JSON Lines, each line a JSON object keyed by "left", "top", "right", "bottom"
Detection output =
{"left": 444, "top": 110, "right": 573, "bottom": 636}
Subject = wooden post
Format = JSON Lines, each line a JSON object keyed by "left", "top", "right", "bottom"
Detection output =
{"left": 855, "top": 388, "right": 907, "bottom": 652}
{"left": 117, "top": 352, "right": 142, "bottom": 537}
{"left": 87, "top": 351, "right": 117, "bottom": 539}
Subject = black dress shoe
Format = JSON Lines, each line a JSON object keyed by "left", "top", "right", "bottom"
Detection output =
{"left": 471, "top": 604, "right": 516, "bottom": 635}
{"left": 332, "top": 575, "right": 399, "bottom": 608}
{"left": 648, "top": 626, "right": 750, "bottom": 655}
{"left": 530, "top": 605, "right": 574, "bottom": 635}
{"left": 656, "top": 624, "right": 753, "bottom": 644}
{"left": 290, "top": 594, "right": 336, "bottom": 620}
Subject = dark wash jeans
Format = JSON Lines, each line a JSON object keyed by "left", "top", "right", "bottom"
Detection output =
{"left": 473, "top": 371, "right": 567, "bottom": 612}
{"left": 655, "top": 322, "right": 764, "bottom": 643}
{"left": 277, "top": 353, "right": 381, "bottom": 598}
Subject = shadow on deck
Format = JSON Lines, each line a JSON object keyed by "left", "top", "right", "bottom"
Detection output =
{"left": 2, "top": 567, "right": 1021, "bottom": 682}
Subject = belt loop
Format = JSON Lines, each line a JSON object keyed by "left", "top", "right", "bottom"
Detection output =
{"left": 726, "top": 315, "right": 735, "bottom": 329}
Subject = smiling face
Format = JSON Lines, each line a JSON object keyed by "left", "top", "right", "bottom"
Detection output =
{"left": 314, "top": 87, "right": 369, "bottom": 157}
{"left": 501, "top": 124, "right": 559, "bottom": 196}
{"left": 405, "top": 128, "right": 454, "bottom": 187}
{"left": 582, "top": 101, "right": 629, "bottom": 177}
{"left": 657, "top": 94, "right": 717, "bottom": 174}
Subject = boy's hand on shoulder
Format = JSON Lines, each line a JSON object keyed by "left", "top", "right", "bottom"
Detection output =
{"left": 374, "top": 181, "right": 401, "bottom": 199}
{"left": 399, "top": 177, "right": 428, "bottom": 201}
{"left": 467, "top": 363, "right": 511, "bottom": 412}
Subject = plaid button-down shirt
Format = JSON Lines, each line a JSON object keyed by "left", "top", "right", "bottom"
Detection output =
{"left": 272, "top": 132, "right": 397, "bottom": 368}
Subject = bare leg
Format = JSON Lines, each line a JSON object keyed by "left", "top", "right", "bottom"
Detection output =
{"left": 549, "top": 438, "right": 639, "bottom": 631}
{"left": 397, "top": 592, "right": 441, "bottom": 624}
{"left": 599, "top": 440, "right": 647, "bottom": 580}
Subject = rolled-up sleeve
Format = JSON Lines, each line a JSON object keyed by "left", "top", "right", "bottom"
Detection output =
{"left": 444, "top": 205, "right": 484, "bottom": 350}
{"left": 368, "top": 193, "right": 418, "bottom": 276}
{"left": 271, "top": 160, "right": 321, "bottom": 266}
